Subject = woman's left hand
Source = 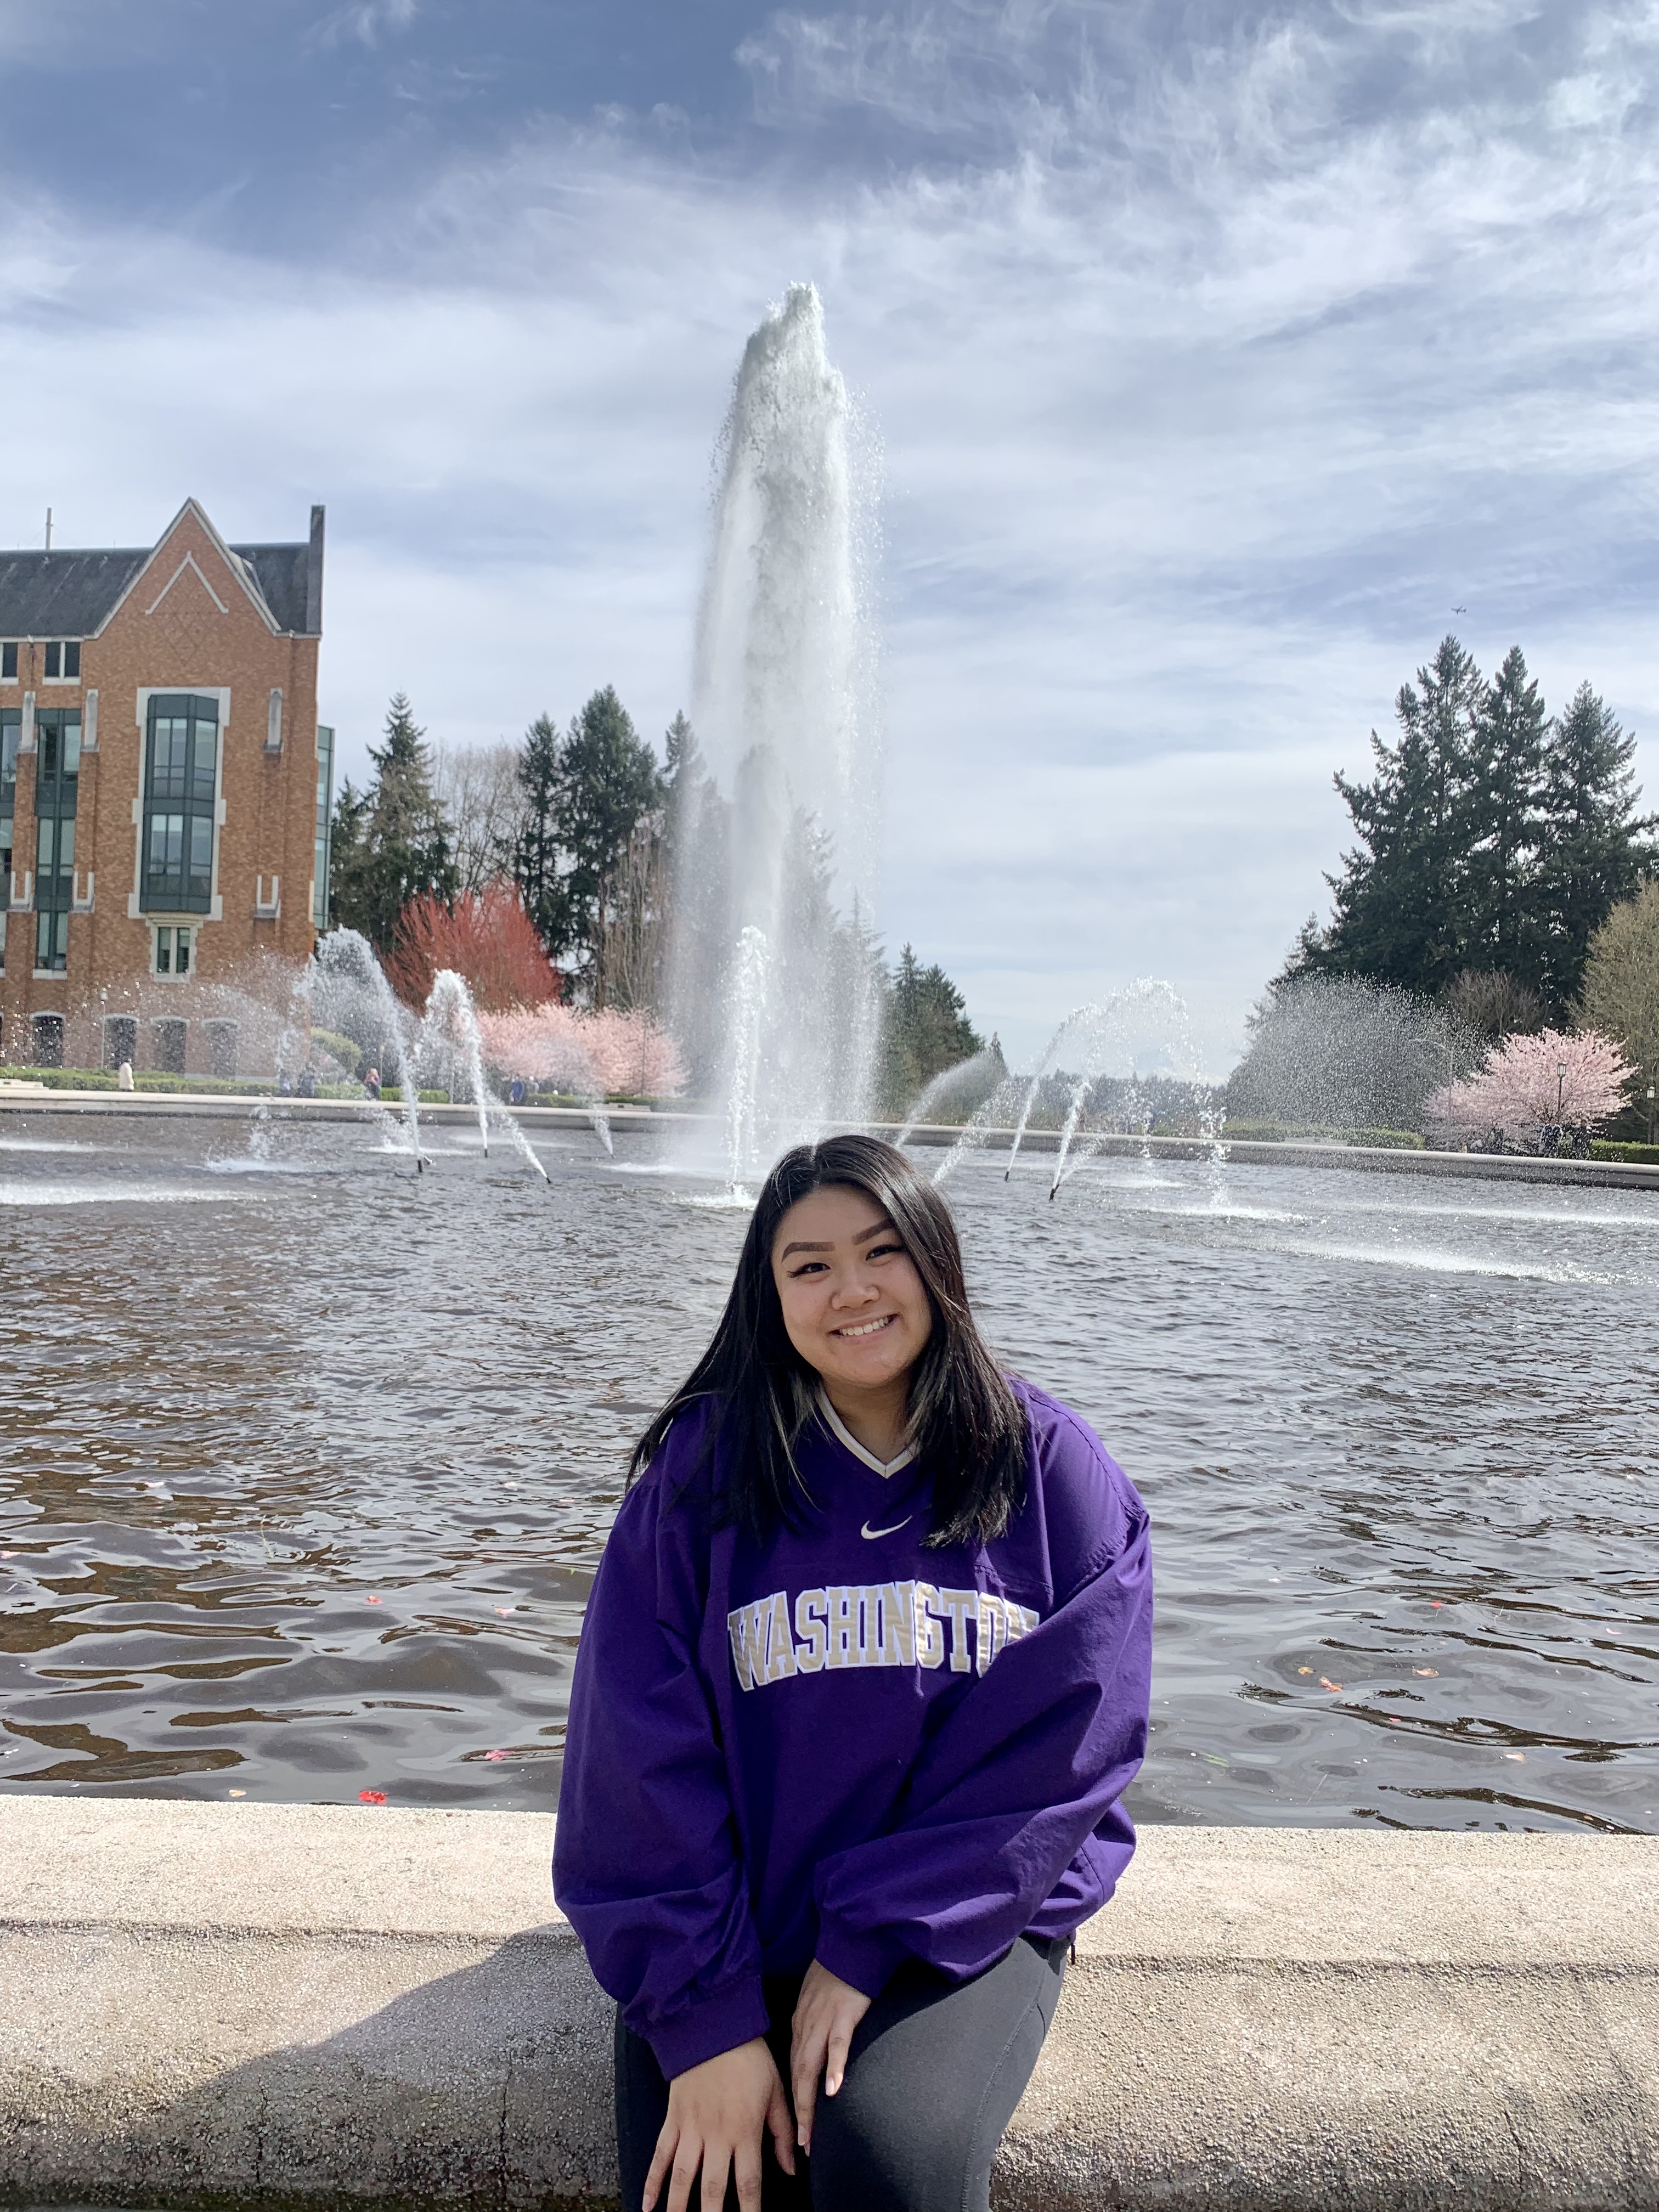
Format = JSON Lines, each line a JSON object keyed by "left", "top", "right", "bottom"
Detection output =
{"left": 789, "top": 1958, "right": 872, "bottom": 2153}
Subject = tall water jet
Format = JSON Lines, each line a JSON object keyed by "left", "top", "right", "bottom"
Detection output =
{"left": 668, "top": 284, "right": 882, "bottom": 1178}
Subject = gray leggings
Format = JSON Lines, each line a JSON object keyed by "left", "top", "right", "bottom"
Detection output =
{"left": 614, "top": 1934, "right": 1068, "bottom": 2212}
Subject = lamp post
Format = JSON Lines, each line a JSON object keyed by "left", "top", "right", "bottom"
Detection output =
{"left": 1649, "top": 1084, "right": 1655, "bottom": 1147}
{"left": 1556, "top": 1060, "right": 1567, "bottom": 1123}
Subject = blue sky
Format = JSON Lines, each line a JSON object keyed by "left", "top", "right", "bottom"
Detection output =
{"left": 3, "top": 0, "right": 1656, "bottom": 1070}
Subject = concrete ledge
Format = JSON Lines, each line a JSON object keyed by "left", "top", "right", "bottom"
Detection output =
{"left": 4, "top": 1799, "right": 1657, "bottom": 2210}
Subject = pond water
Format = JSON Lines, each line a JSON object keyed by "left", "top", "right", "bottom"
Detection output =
{"left": 2, "top": 1108, "right": 1656, "bottom": 1833}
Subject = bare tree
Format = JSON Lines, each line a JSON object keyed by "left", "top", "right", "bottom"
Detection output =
{"left": 1443, "top": 968, "right": 1543, "bottom": 1038}
{"left": 1578, "top": 880, "right": 1659, "bottom": 1095}
{"left": 593, "top": 813, "right": 668, "bottom": 1012}
{"left": 431, "top": 743, "right": 526, "bottom": 896}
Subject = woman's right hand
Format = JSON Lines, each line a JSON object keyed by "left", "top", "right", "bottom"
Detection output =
{"left": 643, "top": 2036, "right": 796, "bottom": 2212}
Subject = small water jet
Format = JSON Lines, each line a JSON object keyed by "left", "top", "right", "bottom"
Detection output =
{"left": 311, "top": 929, "right": 424, "bottom": 1170}
{"left": 723, "top": 924, "right": 769, "bottom": 1193}
{"left": 893, "top": 1046, "right": 1007, "bottom": 1150}
{"left": 422, "top": 969, "right": 550, "bottom": 1186}
{"left": 935, "top": 983, "right": 1218, "bottom": 1194}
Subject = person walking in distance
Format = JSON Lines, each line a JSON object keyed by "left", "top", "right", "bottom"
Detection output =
{"left": 555, "top": 1135, "right": 1152, "bottom": 2212}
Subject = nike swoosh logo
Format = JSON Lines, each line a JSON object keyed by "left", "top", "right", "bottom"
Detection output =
{"left": 861, "top": 1517, "right": 911, "bottom": 1541}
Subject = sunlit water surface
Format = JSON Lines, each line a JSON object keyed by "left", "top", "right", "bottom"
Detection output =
{"left": 2, "top": 1111, "right": 1656, "bottom": 1833}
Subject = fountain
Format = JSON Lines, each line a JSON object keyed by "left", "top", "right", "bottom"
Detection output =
{"left": 891, "top": 1046, "right": 1008, "bottom": 1149}
{"left": 421, "top": 969, "right": 550, "bottom": 1184}
{"left": 308, "top": 929, "right": 425, "bottom": 1168}
{"left": 935, "top": 983, "right": 1220, "bottom": 1193}
{"left": 1226, "top": 973, "right": 1480, "bottom": 1139}
{"left": 667, "top": 283, "right": 882, "bottom": 1182}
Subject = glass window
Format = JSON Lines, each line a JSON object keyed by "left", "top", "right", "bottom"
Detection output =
{"left": 1, "top": 644, "right": 15, "bottom": 682}
{"left": 32, "top": 709, "right": 80, "bottom": 936}
{"left": 41, "top": 641, "right": 79, "bottom": 681}
{"left": 154, "top": 926, "right": 192, "bottom": 978}
{"left": 142, "top": 694, "right": 218, "bottom": 915}
{"left": 36, "top": 713, "right": 81, "bottom": 800}
{"left": 313, "top": 724, "right": 335, "bottom": 928}
{"left": 149, "top": 813, "right": 184, "bottom": 878}
{"left": 35, "top": 907, "right": 67, "bottom": 973}
{"left": 44, "top": 644, "right": 59, "bottom": 679}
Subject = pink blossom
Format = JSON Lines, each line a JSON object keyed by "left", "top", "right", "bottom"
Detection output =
{"left": 475, "top": 1003, "right": 686, "bottom": 1098}
{"left": 1426, "top": 1025, "right": 1632, "bottom": 1143}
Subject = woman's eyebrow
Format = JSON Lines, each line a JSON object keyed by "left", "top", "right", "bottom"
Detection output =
{"left": 777, "top": 1216, "right": 897, "bottom": 1260}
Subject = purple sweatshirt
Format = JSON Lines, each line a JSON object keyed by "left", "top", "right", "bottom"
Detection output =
{"left": 553, "top": 1378, "right": 1152, "bottom": 2079}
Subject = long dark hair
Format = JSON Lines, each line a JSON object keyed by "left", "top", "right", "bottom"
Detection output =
{"left": 630, "top": 1135, "right": 1028, "bottom": 1548}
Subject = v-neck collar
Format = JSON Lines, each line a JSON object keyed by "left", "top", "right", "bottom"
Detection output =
{"left": 816, "top": 1386, "right": 918, "bottom": 1480}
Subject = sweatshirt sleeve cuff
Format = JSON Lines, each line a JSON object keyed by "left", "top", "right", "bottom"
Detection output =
{"left": 814, "top": 1916, "right": 909, "bottom": 2001}
{"left": 646, "top": 1977, "right": 771, "bottom": 2080}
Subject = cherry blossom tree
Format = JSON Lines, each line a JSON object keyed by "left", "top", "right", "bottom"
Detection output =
{"left": 476, "top": 1003, "right": 685, "bottom": 1100}
{"left": 1426, "top": 1025, "right": 1632, "bottom": 1145}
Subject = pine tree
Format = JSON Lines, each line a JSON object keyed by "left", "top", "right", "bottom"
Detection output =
{"left": 882, "top": 945, "right": 983, "bottom": 1111}
{"left": 557, "top": 687, "right": 667, "bottom": 995}
{"left": 512, "top": 713, "right": 568, "bottom": 961}
{"left": 1463, "top": 646, "right": 1549, "bottom": 990}
{"left": 1534, "top": 683, "right": 1655, "bottom": 1009}
{"left": 326, "top": 778, "right": 369, "bottom": 931}
{"left": 1304, "top": 636, "right": 1482, "bottom": 994}
{"left": 328, "top": 694, "right": 457, "bottom": 955}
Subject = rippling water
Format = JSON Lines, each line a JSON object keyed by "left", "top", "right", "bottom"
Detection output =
{"left": 2, "top": 1108, "right": 1656, "bottom": 1833}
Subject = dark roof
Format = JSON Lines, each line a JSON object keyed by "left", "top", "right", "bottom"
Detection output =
{"left": 0, "top": 548, "right": 150, "bottom": 637}
{"left": 229, "top": 543, "right": 312, "bottom": 635}
{"left": 0, "top": 534, "right": 318, "bottom": 639}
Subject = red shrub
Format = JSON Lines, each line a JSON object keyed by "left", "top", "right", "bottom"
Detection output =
{"left": 383, "top": 882, "right": 561, "bottom": 1013}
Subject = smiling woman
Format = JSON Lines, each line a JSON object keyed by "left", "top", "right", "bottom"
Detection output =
{"left": 554, "top": 1134, "right": 1153, "bottom": 2212}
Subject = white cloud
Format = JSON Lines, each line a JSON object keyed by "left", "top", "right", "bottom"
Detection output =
{"left": 310, "top": 0, "right": 416, "bottom": 52}
{"left": 1, "top": 1, "right": 1656, "bottom": 1071}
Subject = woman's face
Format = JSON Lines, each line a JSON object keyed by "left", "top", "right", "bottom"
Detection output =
{"left": 770, "top": 1183, "right": 933, "bottom": 1397}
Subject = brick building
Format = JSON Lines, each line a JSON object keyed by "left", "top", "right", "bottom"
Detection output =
{"left": 0, "top": 499, "right": 334, "bottom": 1075}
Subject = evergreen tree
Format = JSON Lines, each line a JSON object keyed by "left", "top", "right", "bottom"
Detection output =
{"left": 1534, "top": 683, "right": 1655, "bottom": 1009}
{"left": 328, "top": 694, "right": 457, "bottom": 955}
{"left": 512, "top": 713, "right": 568, "bottom": 961}
{"left": 882, "top": 945, "right": 983, "bottom": 1111}
{"left": 1463, "top": 646, "right": 1548, "bottom": 989}
{"left": 326, "top": 777, "right": 369, "bottom": 930}
{"left": 1289, "top": 635, "right": 1654, "bottom": 1024}
{"left": 557, "top": 687, "right": 667, "bottom": 994}
{"left": 1301, "top": 636, "right": 1482, "bottom": 994}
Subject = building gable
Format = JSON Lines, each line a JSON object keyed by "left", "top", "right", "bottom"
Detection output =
{"left": 98, "top": 500, "right": 281, "bottom": 640}
{"left": 0, "top": 500, "right": 321, "bottom": 642}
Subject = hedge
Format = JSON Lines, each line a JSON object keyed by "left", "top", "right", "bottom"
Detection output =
{"left": 1590, "top": 1139, "right": 1659, "bottom": 1166}
{"left": 0, "top": 1066, "right": 445, "bottom": 1105}
{"left": 1220, "top": 1121, "right": 1425, "bottom": 1150}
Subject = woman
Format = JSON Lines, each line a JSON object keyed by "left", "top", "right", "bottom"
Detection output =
{"left": 555, "top": 1135, "right": 1152, "bottom": 2212}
